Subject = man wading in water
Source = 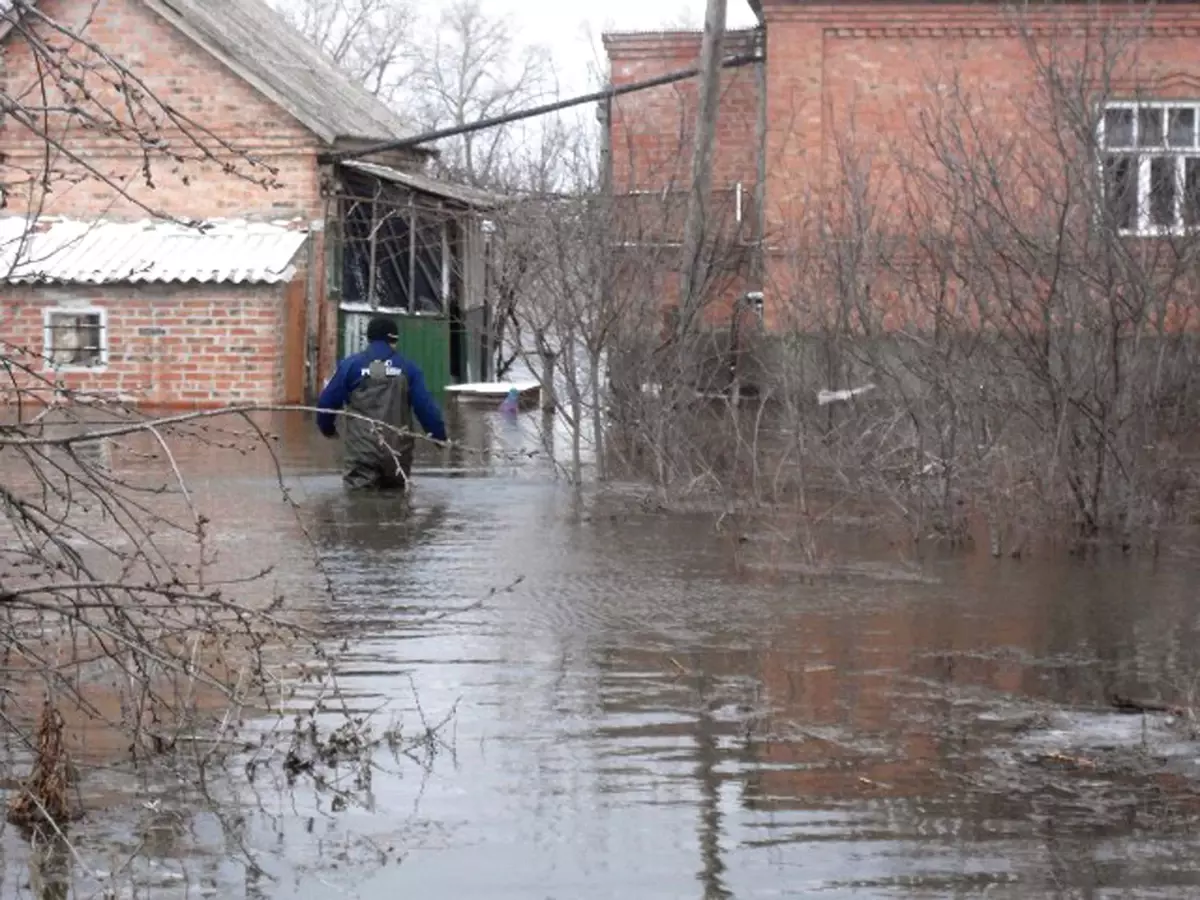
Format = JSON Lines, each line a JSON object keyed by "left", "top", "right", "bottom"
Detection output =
{"left": 315, "top": 315, "right": 448, "bottom": 490}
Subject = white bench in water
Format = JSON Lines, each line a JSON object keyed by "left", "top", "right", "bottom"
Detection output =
{"left": 444, "top": 380, "right": 541, "bottom": 406}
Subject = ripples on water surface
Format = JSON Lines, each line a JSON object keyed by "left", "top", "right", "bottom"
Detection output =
{"left": 3, "top": 408, "right": 1200, "bottom": 898}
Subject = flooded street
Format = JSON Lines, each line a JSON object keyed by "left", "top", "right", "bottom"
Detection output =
{"left": 5, "top": 406, "right": 1200, "bottom": 898}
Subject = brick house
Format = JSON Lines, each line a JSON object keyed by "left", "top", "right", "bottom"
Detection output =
{"left": 603, "top": 29, "right": 763, "bottom": 333}
{"left": 0, "top": 0, "right": 498, "bottom": 409}
{"left": 603, "top": 1, "right": 1200, "bottom": 335}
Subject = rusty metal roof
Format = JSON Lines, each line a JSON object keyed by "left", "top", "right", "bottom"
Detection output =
{"left": 1, "top": 0, "right": 416, "bottom": 145}
{"left": 0, "top": 217, "right": 309, "bottom": 285}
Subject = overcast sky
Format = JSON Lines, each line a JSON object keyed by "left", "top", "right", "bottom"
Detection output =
{"left": 484, "top": 0, "right": 759, "bottom": 93}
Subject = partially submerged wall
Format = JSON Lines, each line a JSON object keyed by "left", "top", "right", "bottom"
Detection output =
{"left": 2, "top": 282, "right": 295, "bottom": 407}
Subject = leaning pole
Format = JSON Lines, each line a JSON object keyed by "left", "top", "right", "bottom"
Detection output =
{"left": 677, "top": 0, "right": 729, "bottom": 340}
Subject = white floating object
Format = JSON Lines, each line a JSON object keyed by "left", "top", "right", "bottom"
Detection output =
{"left": 817, "top": 383, "right": 876, "bottom": 406}
{"left": 444, "top": 381, "right": 541, "bottom": 406}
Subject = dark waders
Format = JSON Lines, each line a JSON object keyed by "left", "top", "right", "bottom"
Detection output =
{"left": 342, "top": 358, "right": 416, "bottom": 491}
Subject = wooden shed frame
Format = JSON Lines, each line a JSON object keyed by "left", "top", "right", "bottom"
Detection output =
{"left": 319, "top": 162, "right": 502, "bottom": 398}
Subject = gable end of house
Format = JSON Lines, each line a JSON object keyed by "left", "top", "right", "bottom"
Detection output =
{"left": 0, "top": 0, "right": 418, "bottom": 147}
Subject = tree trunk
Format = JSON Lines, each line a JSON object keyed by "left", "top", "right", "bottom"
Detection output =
{"left": 590, "top": 350, "right": 605, "bottom": 480}
{"left": 566, "top": 330, "right": 583, "bottom": 483}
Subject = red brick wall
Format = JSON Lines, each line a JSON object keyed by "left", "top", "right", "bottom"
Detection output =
{"left": 605, "top": 30, "right": 761, "bottom": 193}
{"left": 605, "top": 5, "right": 1200, "bottom": 331}
{"left": 762, "top": 3, "right": 1200, "bottom": 214}
{"left": 0, "top": 0, "right": 323, "bottom": 221}
{"left": 1, "top": 283, "right": 293, "bottom": 408}
{"left": 604, "top": 30, "right": 761, "bottom": 327}
{"left": 762, "top": 2, "right": 1200, "bottom": 327}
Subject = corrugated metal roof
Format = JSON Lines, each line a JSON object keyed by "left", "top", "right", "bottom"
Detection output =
{"left": 0, "top": 217, "right": 309, "bottom": 285}
{"left": 0, "top": 0, "right": 416, "bottom": 145}
{"left": 342, "top": 161, "right": 506, "bottom": 210}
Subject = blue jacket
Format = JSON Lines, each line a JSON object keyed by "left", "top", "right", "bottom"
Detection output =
{"left": 316, "top": 340, "right": 448, "bottom": 442}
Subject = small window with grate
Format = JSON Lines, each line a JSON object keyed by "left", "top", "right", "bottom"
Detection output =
{"left": 43, "top": 308, "right": 107, "bottom": 369}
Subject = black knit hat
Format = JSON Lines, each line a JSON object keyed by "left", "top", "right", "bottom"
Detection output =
{"left": 366, "top": 315, "right": 399, "bottom": 343}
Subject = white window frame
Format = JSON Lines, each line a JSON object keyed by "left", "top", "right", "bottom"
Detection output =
{"left": 42, "top": 306, "right": 109, "bottom": 372}
{"left": 1097, "top": 100, "right": 1200, "bottom": 237}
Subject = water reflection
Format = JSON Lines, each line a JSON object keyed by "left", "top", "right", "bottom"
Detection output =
{"left": 307, "top": 488, "right": 449, "bottom": 553}
{"left": 3, "top": 410, "right": 1200, "bottom": 898}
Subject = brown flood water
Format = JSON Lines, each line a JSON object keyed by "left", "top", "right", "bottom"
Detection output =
{"left": 3, "top": 406, "right": 1200, "bottom": 898}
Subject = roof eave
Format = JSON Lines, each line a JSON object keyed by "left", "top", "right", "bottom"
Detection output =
{"left": 0, "top": 216, "right": 310, "bottom": 286}
{"left": 339, "top": 160, "right": 505, "bottom": 210}
{"left": 4, "top": 272, "right": 296, "bottom": 286}
{"left": 0, "top": 1, "right": 33, "bottom": 43}
{"left": 332, "top": 136, "right": 438, "bottom": 158}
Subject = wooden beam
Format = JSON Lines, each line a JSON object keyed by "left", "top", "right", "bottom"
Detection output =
{"left": 407, "top": 195, "right": 417, "bottom": 313}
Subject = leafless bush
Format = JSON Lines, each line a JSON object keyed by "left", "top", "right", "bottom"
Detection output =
{"left": 489, "top": 7, "right": 1200, "bottom": 560}
{"left": 487, "top": 90, "right": 761, "bottom": 490}
{"left": 760, "top": 8, "right": 1200, "bottom": 555}
{"left": 0, "top": 363, "right": 466, "bottom": 891}
{"left": 0, "top": 3, "right": 463, "bottom": 891}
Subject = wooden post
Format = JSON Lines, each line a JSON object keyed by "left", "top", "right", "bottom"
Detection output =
{"left": 751, "top": 26, "right": 768, "bottom": 289}
{"left": 599, "top": 94, "right": 614, "bottom": 196}
{"left": 367, "top": 189, "right": 379, "bottom": 307}
{"left": 536, "top": 327, "right": 557, "bottom": 413}
{"left": 303, "top": 214, "right": 323, "bottom": 403}
{"left": 481, "top": 218, "right": 494, "bottom": 380}
{"left": 540, "top": 350, "right": 557, "bottom": 413}
{"left": 440, "top": 202, "right": 450, "bottom": 308}
{"left": 323, "top": 189, "right": 343, "bottom": 369}
{"left": 734, "top": 27, "right": 769, "bottom": 410}
{"left": 597, "top": 94, "right": 614, "bottom": 475}
{"left": 677, "top": 0, "right": 728, "bottom": 338}
{"left": 407, "top": 194, "right": 417, "bottom": 313}
{"left": 283, "top": 279, "right": 307, "bottom": 404}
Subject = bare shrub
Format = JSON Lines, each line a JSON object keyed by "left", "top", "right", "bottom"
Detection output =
{"left": 583, "top": 8, "right": 1200, "bottom": 556}
{"left": 807, "top": 9, "right": 1200, "bottom": 553}
{"left": 0, "top": 3, "right": 462, "bottom": 889}
{"left": 0, "top": 379, "right": 466, "bottom": 889}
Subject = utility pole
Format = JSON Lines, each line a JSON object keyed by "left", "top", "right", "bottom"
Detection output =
{"left": 676, "top": 0, "right": 728, "bottom": 339}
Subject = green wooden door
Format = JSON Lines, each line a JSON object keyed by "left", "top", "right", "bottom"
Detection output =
{"left": 394, "top": 315, "right": 450, "bottom": 398}
{"left": 339, "top": 308, "right": 451, "bottom": 396}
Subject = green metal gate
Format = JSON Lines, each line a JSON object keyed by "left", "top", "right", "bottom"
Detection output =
{"left": 339, "top": 307, "right": 451, "bottom": 397}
